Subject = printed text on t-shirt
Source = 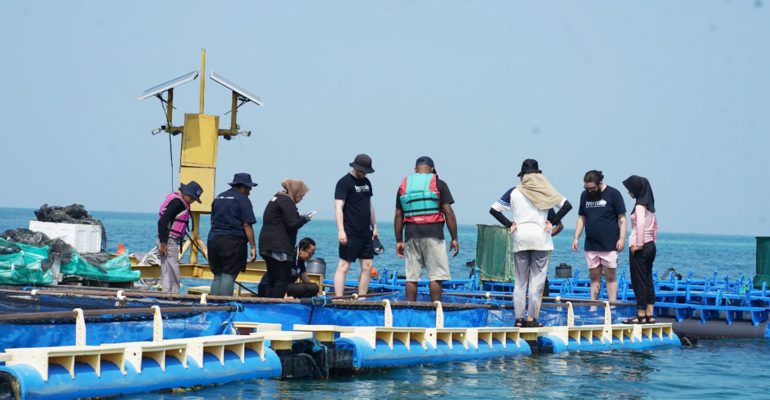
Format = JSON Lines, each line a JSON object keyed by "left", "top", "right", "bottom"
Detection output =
{"left": 585, "top": 200, "right": 608, "bottom": 208}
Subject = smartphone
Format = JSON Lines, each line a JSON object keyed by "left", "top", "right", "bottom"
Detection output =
{"left": 308, "top": 211, "right": 317, "bottom": 217}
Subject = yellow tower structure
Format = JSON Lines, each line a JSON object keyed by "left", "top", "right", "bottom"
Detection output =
{"left": 138, "top": 49, "right": 261, "bottom": 265}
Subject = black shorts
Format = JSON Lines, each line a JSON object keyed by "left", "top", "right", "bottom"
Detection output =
{"left": 339, "top": 234, "right": 374, "bottom": 262}
{"left": 208, "top": 236, "right": 248, "bottom": 275}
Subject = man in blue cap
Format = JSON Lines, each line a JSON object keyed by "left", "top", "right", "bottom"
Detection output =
{"left": 157, "top": 181, "right": 203, "bottom": 293}
{"left": 395, "top": 156, "right": 459, "bottom": 302}
{"left": 208, "top": 173, "right": 258, "bottom": 296}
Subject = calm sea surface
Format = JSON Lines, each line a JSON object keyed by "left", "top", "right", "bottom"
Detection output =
{"left": 1, "top": 207, "right": 767, "bottom": 399}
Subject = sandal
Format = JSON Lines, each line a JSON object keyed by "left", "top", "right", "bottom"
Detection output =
{"left": 646, "top": 316, "right": 656, "bottom": 324}
{"left": 515, "top": 318, "right": 526, "bottom": 327}
{"left": 527, "top": 319, "right": 544, "bottom": 328}
{"left": 623, "top": 315, "right": 645, "bottom": 324}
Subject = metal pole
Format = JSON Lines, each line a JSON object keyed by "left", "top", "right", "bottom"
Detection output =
{"left": 167, "top": 88, "right": 174, "bottom": 125}
{"left": 231, "top": 91, "right": 237, "bottom": 133}
{"left": 199, "top": 48, "right": 206, "bottom": 114}
{"left": 190, "top": 213, "right": 200, "bottom": 265}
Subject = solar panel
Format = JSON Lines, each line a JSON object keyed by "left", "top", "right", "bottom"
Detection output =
{"left": 137, "top": 69, "right": 200, "bottom": 100}
{"left": 209, "top": 71, "right": 263, "bottom": 106}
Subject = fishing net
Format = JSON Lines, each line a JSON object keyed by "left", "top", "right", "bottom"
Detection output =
{"left": 0, "top": 238, "right": 54, "bottom": 285}
{"left": 1, "top": 228, "right": 138, "bottom": 282}
{"left": 61, "top": 252, "right": 141, "bottom": 282}
{"left": 0, "top": 289, "right": 184, "bottom": 315}
{"left": 362, "top": 291, "right": 637, "bottom": 327}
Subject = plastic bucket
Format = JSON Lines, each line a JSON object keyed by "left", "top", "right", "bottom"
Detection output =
{"left": 306, "top": 258, "right": 326, "bottom": 276}
{"left": 555, "top": 263, "right": 572, "bottom": 278}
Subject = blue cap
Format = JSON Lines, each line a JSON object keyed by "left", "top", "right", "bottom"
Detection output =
{"left": 228, "top": 173, "right": 258, "bottom": 187}
{"left": 415, "top": 156, "right": 434, "bottom": 168}
{"left": 180, "top": 181, "right": 203, "bottom": 203}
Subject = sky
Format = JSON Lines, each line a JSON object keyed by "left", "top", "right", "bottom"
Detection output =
{"left": 0, "top": 1, "right": 768, "bottom": 236}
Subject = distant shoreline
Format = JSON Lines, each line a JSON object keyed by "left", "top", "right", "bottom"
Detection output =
{"left": 0, "top": 207, "right": 757, "bottom": 238}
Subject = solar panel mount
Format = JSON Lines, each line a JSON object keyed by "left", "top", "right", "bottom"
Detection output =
{"left": 209, "top": 71, "right": 263, "bottom": 106}
{"left": 137, "top": 69, "right": 200, "bottom": 100}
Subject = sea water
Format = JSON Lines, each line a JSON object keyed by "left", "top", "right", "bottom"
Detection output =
{"left": 0, "top": 207, "right": 767, "bottom": 399}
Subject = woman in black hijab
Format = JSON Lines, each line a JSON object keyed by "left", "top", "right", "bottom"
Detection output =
{"left": 622, "top": 175, "right": 658, "bottom": 324}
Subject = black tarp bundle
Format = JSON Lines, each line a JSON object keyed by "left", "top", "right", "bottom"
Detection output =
{"left": 34, "top": 204, "right": 108, "bottom": 251}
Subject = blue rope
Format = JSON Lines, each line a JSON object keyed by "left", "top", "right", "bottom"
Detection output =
{"left": 218, "top": 301, "right": 244, "bottom": 334}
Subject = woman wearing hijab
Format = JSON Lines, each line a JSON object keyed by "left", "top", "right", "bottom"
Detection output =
{"left": 258, "top": 179, "right": 313, "bottom": 298}
{"left": 489, "top": 159, "right": 572, "bottom": 327}
{"left": 622, "top": 175, "right": 658, "bottom": 324}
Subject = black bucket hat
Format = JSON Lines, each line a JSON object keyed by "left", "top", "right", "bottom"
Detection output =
{"left": 372, "top": 237, "right": 385, "bottom": 256}
{"left": 517, "top": 159, "right": 542, "bottom": 177}
{"left": 228, "top": 173, "right": 258, "bottom": 187}
{"left": 349, "top": 154, "right": 375, "bottom": 174}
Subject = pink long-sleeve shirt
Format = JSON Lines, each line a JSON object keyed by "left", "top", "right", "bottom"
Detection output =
{"left": 629, "top": 205, "right": 657, "bottom": 247}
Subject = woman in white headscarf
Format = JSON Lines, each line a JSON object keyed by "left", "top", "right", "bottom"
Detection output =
{"left": 490, "top": 159, "right": 572, "bottom": 327}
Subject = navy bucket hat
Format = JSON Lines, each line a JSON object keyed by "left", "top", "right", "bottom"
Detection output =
{"left": 180, "top": 181, "right": 203, "bottom": 203}
{"left": 228, "top": 173, "right": 258, "bottom": 187}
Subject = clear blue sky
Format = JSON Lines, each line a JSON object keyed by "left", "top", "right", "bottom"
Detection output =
{"left": 1, "top": 1, "right": 768, "bottom": 236}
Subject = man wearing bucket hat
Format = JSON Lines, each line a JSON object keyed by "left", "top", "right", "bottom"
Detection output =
{"left": 157, "top": 181, "right": 203, "bottom": 293}
{"left": 395, "top": 156, "right": 459, "bottom": 302}
{"left": 334, "top": 154, "right": 379, "bottom": 297}
{"left": 207, "top": 173, "right": 258, "bottom": 296}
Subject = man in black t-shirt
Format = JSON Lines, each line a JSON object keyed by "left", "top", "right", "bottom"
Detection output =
{"left": 334, "top": 154, "right": 378, "bottom": 297}
{"left": 572, "top": 170, "right": 627, "bottom": 301}
{"left": 395, "top": 156, "right": 459, "bottom": 302}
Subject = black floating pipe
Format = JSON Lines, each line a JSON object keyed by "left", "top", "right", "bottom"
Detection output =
{"left": 657, "top": 315, "right": 770, "bottom": 339}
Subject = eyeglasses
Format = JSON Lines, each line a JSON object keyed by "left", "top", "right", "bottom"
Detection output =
{"left": 583, "top": 185, "right": 599, "bottom": 192}
{"left": 302, "top": 249, "right": 315, "bottom": 257}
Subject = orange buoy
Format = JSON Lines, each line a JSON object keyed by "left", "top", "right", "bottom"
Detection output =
{"left": 116, "top": 243, "right": 126, "bottom": 255}
{"left": 371, "top": 267, "right": 379, "bottom": 278}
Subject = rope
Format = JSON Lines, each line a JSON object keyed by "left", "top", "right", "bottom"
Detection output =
{"left": 217, "top": 302, "right": 244, "bottom": 334}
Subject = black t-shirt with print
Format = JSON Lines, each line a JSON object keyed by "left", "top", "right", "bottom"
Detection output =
{"left": 335, "top": 174, "right": 373, "bottom": 236}
{"left": 578, "top": 185, "right": 627, "bottom": 251}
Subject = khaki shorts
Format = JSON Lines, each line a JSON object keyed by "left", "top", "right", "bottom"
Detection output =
{"left": 405, "top": 237, "right": 451, "bottom": 282}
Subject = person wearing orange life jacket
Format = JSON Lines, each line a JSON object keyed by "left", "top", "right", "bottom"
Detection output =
{"left": 157, "top": 181, "right": 203, "bottom": 293}
{"left": 395, "top": 156, "right": 459, "bottom": 302}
